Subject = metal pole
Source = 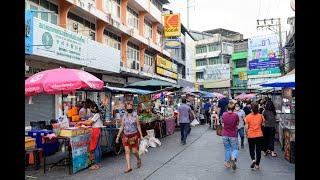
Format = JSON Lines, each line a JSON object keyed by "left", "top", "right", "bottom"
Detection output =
{"left": 187, "top": 0, "right": 189, "bottom": 30}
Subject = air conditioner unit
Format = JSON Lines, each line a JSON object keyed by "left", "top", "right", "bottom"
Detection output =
{"left": 73, "top": 23, "right": 78, "bottom": 31}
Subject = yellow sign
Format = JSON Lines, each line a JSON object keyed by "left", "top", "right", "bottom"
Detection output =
{"left": 164, "top": 14, "right": 181, "bottom": 37}
{"left": 195, "top": 83, "right": 199, "bottom": 91}
{"left": 156, "top": 55, "right": 177, "bottom": 72}
{"left": 156, "top": 67, "right": 178, "bottom": 79}
{"left": 238, "top": 72, "right": 248, "bottom": 81}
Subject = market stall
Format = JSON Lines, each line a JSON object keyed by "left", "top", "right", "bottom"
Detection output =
{"left": 261, "top": 70, "right": 295, "bottom": 164}
{"left": 25, "top": 68, "right": 104, "bottom": 174}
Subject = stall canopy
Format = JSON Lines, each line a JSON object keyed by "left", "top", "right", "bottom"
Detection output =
{"left": 260, "top": 73, "right": 295, "bottom": 88}
{"left": 126, "top": 79, "right": 180, "bottom": 91}
{"left": 104, "top": 86, "right": 152, "bottom": 95}
{"left": 235, "top": 93, "right": 256, "bottom": 100}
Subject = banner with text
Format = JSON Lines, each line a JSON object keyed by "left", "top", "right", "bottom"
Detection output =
{"left": 31, "top": 17, "right": 120, "bottom": 73}
{"left": 164, "top": 14, "right": 181, "bottom": 37}
{"left": 248, "top": 34, "right": 282, "bottom": 78}
{"left": 156, "top": 55, "right": 177, "bottom": 73}
{"left": 156, "top": 67, "right": 178, "bottom": 79}
{"left": 203, "top": 64, "right": 231, "bottom": 88}
{"left": 70, "top": 133, "right": 91, "bottom": 174}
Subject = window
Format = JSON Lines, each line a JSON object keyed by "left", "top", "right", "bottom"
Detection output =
{"left": 208, "top": 57, "right": 221, "bottom": 65}
{"left": 67, "top": 12, "right": 96, "bottom": 40}
{"left": 26, "top": 0, "right": 59, "bottom": 25}
{"left": 156, "top": 30, "right": 163, "bottom": 46}
{"left": 144, "top": 54, "right": 153, "bottom": 66}
{"left": 104, "top": 30, "right": 121, "bottom": 50}
{"left": 127, "top": 7, "right": 139, "bottom": 30}
{"left": 127, "top": 42, "right": 140, "bottom": 62}
{"left": 235, "top": 59, "right": 247, "bottom": 68}
{"left": 112, "top": 0, "right": 121, "bottom": 18}
{"left": 196, "top": 45, "right": 207, "bottom": 54}
{"left": 196, "top": 72, "right": 204, "bottom": 80}
{"left": 208, "top": 43, "right": 221, "bottom": 52}
{"left": 151, "top": 0, "right": 162, "bottom": 11}
{"left": 222, "top": 56, "right": 229, "bottom": 64}
{"left": 144, "top": 21, "right": 152, "bottom": 39}
{"left": 196, "top": 59, "right": 207, "bottom": 66}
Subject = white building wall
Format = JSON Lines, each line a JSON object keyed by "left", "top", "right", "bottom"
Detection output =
{"left": 185, "top": 33, "right": 195, "bottom": 83}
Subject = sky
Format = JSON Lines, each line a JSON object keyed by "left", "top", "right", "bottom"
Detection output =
{"left": 164, "top": 0, "right": 295, "bottom": 39}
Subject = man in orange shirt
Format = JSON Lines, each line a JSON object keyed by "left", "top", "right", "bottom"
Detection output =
{"left": 245, "top": 102, "right": 265, "bottom": 170}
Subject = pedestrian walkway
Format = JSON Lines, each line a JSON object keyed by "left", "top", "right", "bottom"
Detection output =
{"left": 26, "top": 125, "right": 295, "bottom": 180}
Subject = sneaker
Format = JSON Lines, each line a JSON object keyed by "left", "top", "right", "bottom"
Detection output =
{"left": 250, "top": 160, "right": 256, "bottom": 169}
{"left": 254, "top": 165, "right": 260, "bottom": 170}
{"left": 230, "top": 159, "right": 237, "bottom": 170}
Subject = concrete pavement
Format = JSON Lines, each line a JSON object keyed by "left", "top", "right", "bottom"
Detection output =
{"left": 26, "top": 125, "right": 295, "bottom": 180}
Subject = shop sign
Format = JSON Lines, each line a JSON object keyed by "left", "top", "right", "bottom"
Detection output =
{"left": 203, "top": 64, "right": 230, "bottom": 82}
{"left": 248, "top": 34, "right": 281, "bottom": 78}
{"left": 247, "top": 77, "right": 275, "bottom": 89}
{"left": 102, "top": 75, "right": 125, "bottom": 84}
{"left": 164, "top": 14, "right": 181, "bottom": 37}
{"left": 32, "top": 18, "right": 120, "bottom": 73}
{"left": 156, "top": 67, "right": 178, "bottom": 79}
{"left": 70, "top": 133, "right": 91, "bottom": 174}
{"left": 238, "top": 72, "right": 248, "bottom": 81}
{"left": 203, "top": 79, "right": 230, "bottom": 89}
{"left": 165, "top": 38, "right": 181, "bottom": 49}
{"left": 25, "top": 11, "right": 34, "bottom": 55}
{"left": 156, "top": 55, "right": 177, "bottom": 73}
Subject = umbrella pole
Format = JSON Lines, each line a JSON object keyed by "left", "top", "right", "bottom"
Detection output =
{"left": 61, "top": 91, "right": 64, "bottom": 116}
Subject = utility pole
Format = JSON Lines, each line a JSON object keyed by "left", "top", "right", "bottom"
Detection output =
{"left": 256, "top": 18, "right": 284, "bottom": 74}
{"left": 187, "top": 0, "right": 195, "bottom": 31}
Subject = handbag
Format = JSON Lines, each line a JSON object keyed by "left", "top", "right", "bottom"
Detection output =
{"left": 216, "top": 124, "right": 223, "bottom": 136}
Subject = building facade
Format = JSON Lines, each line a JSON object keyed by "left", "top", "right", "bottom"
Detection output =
{"left": 231, "top": 39, "right": 249, "bottom": 97}
{"left": 190, "top": 28, "right": 242, "bottom": 93}
{"left": 25, "top": 0, "right": 193, "bottom": 124}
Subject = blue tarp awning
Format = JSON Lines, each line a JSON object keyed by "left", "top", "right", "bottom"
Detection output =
{"left": 260, "top": 74, "right": 295, "bottom": 88}
{"left": 104, "top": 86, "right": 152, "bottom": 95}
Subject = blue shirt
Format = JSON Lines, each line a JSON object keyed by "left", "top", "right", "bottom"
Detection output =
{"left": 204, "top": 102, "right": 211, "bottom": 111}
{"left": 218, "top": 98, "right": 229, "bottom": 117}
{"left": 178, "top": 104, "right": 192, "bottom": 123}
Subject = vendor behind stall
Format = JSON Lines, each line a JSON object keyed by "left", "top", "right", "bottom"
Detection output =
{"left": 76, "top": 103, "right": 103, "bottom": 170}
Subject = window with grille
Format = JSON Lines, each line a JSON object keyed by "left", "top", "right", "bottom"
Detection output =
{"left": 235, "top": 59, "right": 247, "bottom": 68}
{"left": 26, "top": 0, "right": 59, "bottom": 25}
{"left": 144, "top": 21, "right": 153, "bottom": 39}
{"left": 196, "top": 59, "right": 207, "bottom": 66}
{"left": 196, "top": 45, "right": 207, "bottom": 54}
{"left": 208, "top": 43, "right": 221, "bottom": 52}
{"left": 196, "top": 72, "right": 204, "bottom": 80}
{"left": 208, "top": 57, "right": 221, "bottom": 65}
{"left": 103, "top": 30, "right": 121, "bottom": 50}
{"left": 127, "top": 6, "right": 139, "bottom": 30}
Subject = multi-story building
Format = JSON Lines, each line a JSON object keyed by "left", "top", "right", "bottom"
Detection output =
{"left": 25, "top": 0, "right": 185, "bottom": 124}
{"left": 231, "top": 39, "right": 249, "bottom": 97}
{"left": 283, "top": 16, "right": 295, "bottom": 74}
{"left": 190, "top": 28, "right": 242, "bottom": 94}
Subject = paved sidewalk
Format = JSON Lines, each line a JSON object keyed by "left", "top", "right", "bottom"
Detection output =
{"left": 26, "top": 125, "right": 295, "bottom": 180}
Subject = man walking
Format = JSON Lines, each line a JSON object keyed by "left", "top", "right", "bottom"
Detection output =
{"left": 204, "top": 99, "right": 212, "bottom": 127}
{"left": 178, "top": 98, "right": 192, "bottom": 145}
{"left": 218, "top": 91, "right": 230, "bottom": 120}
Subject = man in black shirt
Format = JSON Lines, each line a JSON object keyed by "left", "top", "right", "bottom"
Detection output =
{"left": 217, "top": 91, "right": 230, "bottom": 120}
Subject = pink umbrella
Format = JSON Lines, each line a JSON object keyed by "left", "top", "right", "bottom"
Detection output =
{"left": 25, "top": 68, "right": 104, "bottom": 96}
{"left": 236, "top": 93, "right": 256, "bottom": 100}
{"left": 213, "top": 92, "right": 225, "bottom": 99}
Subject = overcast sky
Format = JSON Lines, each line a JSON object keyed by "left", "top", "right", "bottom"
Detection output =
{"left": 164, "top": 0, "right": 295, "bottom": 39}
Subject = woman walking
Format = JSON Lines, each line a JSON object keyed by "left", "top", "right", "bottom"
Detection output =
{"left": 235, "top": 103, "right": 246, "bottom": 149}
{"left": 245, "top": 102, "right": 265, "bottom": 170}
{"left": 262, "top": 100, "right": 277, "bottom": 157}
{"left": 116, "top": 104, "right": 144, "bottom": 173}
{"left": 221, "top": 102, "right": 239, "bottom": 170}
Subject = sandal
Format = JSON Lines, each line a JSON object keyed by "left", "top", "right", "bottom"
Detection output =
{"left": 271, "top": 152, "right": 278, "bottom": 157}
{"left": 224, "top": 163, "right": 231, "bottom": 168}
{"left": 137, "top": 159, "right": 141, "bottom": 169}
{"left": 124, "top": 168, "right": 132, "bottom": 173}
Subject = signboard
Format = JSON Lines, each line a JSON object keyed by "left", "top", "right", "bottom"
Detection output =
{"left": 164, "top": 14, "right": 181, "bottom": 37}
{"left": 248, "top": 34, "right": 282, "bottom": 78}
{"left": 156, "top": 67, "right": 178, "bottom": 79}
{"left": 32, "top": 17, "right": 120, "bottom": 73}
{"left": 247, "top": 77, "right": 275, "bottom": 89}
{"left": 203, "top": 64, "right": 231, "bottom": 88}
{"left": 70, "top": 133, "right": 91, "bottom": 174}
{"left": 102, "top": 75, "right": 125, "bottom": 84}
{"left": 165, "top": 38, "right": 181, "bottom": 49}
{"left": 25, "top": 11, "right": 34, "bottom": 55}
{"left": 231, "top": 52, "right": 247, "bottom": 60}
{"left": 238, "top": 72, "right": 248, "bottom": 81}
{"left": 156, "top": 55, "right": 177, "bottom": 73}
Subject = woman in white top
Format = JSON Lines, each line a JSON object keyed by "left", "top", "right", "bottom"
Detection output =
{"left": 77, "top": 103, "right": 103, "bottom": 170}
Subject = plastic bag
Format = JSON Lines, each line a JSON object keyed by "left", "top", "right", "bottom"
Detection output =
{"left": 138, "top": 139, "right": 149, "bottom": 156}
{"left": 190, "top": 119, "right": 200, "bottom": 126}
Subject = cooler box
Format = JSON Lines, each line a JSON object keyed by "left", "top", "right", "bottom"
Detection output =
{"left": 26, "top": 130, "right": 59, "bottom": 156}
